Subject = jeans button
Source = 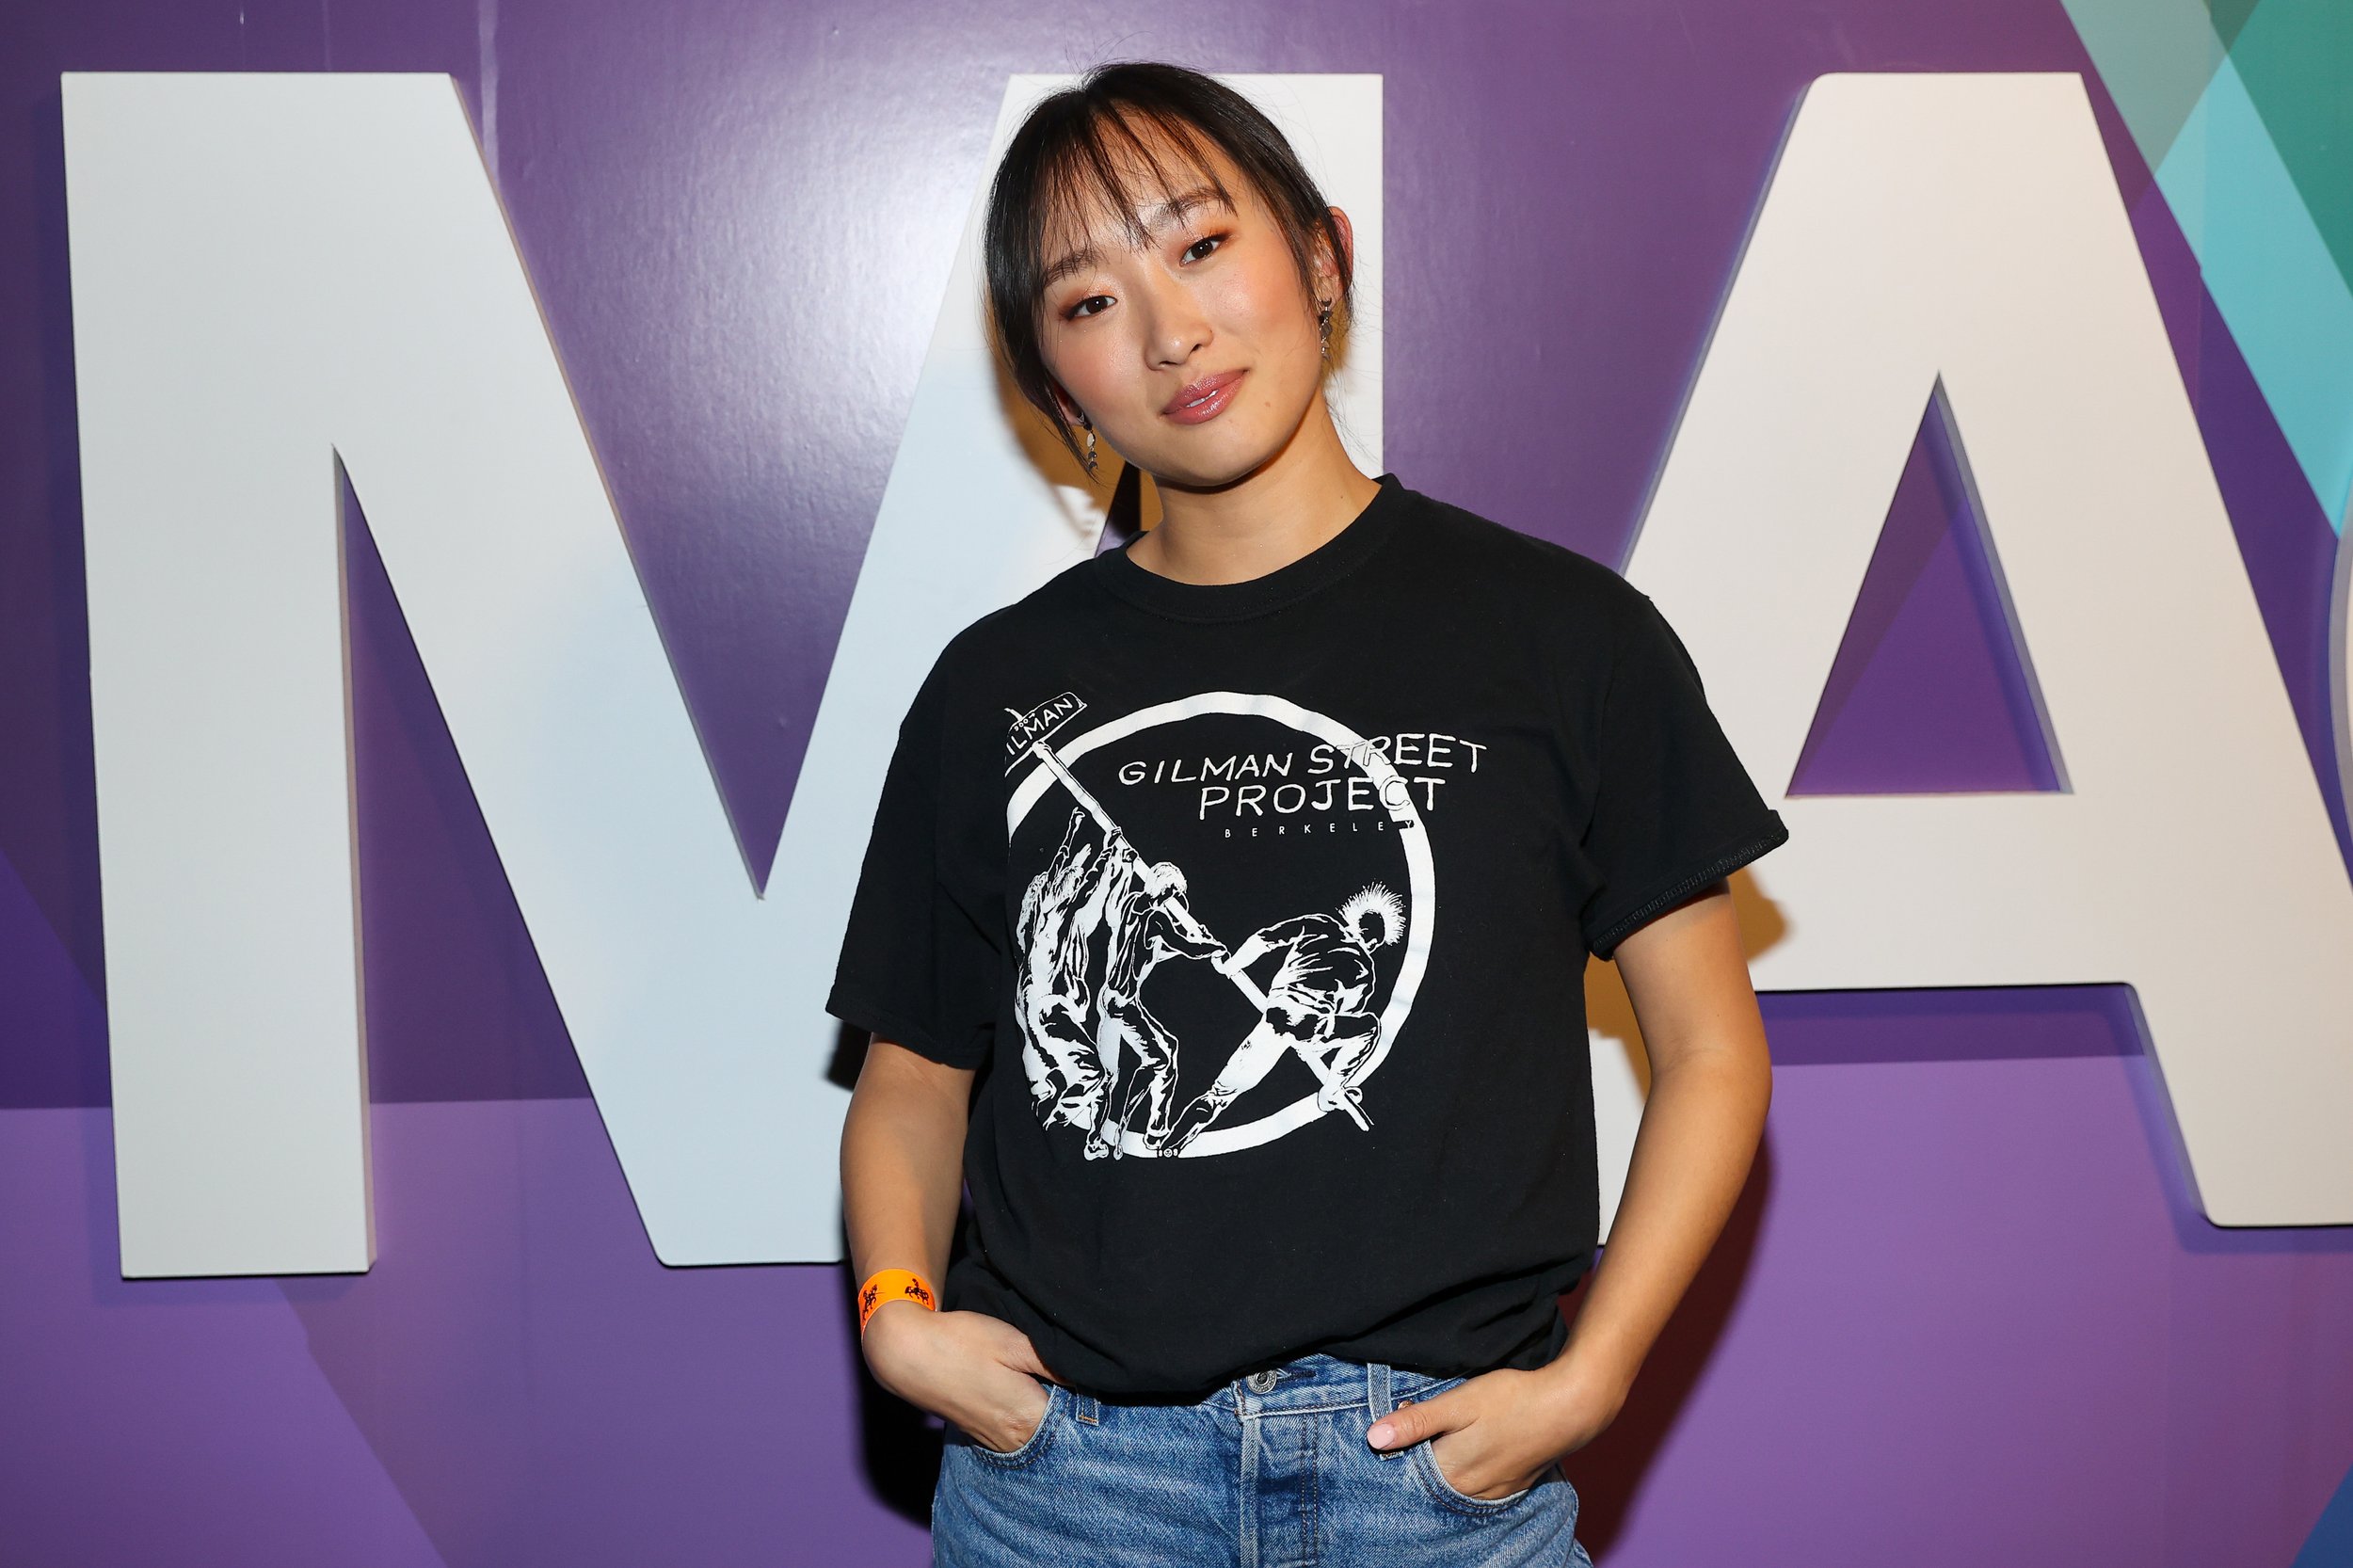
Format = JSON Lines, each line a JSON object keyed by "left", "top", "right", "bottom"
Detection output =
{"left": 1247, "top": 1369, "right": 1279, "bottom": 1393}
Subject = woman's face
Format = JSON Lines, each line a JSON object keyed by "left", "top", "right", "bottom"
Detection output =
{"left": 1033, "top": 129, "right": 1342, "bottom": 490}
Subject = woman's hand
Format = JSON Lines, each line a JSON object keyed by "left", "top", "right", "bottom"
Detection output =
{"left": 862, "top": 1303, "right": 1062, "bottom": 1454}
{"left": 1365, "top": 1360, "right": 1626, "bottom": 1500}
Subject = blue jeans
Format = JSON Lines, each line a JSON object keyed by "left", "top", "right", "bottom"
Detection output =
{"left": 931, "top": 1352, "right": 1595, "bottom": 1566}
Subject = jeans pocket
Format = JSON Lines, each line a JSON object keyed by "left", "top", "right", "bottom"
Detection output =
{"left": 959, "top": 1379, "right": 1064, "bottom": 1469}
{"left": 1409, "top": 1438, "right": 1554, "bottom": 1517}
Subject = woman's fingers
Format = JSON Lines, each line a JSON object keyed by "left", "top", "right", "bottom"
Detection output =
{"left": 968, "top": 1348, "right": 1056, "bottom": 1452}
{"left": 1429, "top": 1427, "right": 1550, "bottom": 1500}
{"left": 976, "top": 1314, "right": 1064, "bottom": 1384}
{"left": 1005, "top": 1341, "right": 1063, "bottom": 1384}
{"left": 1366, "top": 1394, "right": 1458, "bottom": 1450}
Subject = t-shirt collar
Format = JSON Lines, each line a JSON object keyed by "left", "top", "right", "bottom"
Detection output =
{"left": 1090, "top": 472, "right": 1412, "bottom": 623}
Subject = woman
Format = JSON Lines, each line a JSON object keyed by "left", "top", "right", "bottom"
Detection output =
{"left": 831, "top": 59, "right": 1788, "bottom": 1566}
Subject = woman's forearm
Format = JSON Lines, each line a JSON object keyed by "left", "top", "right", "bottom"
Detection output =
{"left": 1545, "top": 1041, "right": 1770, "bottom": 1402}
{"left": 840, "top": 1037, "right": 974, "bottom": 1289}
{"left": 840, "top": 1038, "right": 1056, "bottom": 1445}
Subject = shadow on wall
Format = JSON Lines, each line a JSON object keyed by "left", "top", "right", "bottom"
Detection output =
{"left": 1558, "top": 1149, "right": 1773, "bottom": 1562}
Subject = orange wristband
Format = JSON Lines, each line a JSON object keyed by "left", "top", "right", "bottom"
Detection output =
{"left": 857, "top": 1268, "right": 939, "bottom": 1334}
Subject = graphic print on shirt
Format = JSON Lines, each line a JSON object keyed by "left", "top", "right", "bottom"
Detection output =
{"left": 1002, "top": 689, "right": 1444, "bottom": 1160}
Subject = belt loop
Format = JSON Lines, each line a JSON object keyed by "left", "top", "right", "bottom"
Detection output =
{"left": 1369, "top": 1363, "right": 1408, "bottom": 1460}
{"left": 1075, "top": 1392, "right": 1100, "bottom": 1426}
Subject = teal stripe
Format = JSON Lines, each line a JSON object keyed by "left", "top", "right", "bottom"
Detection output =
{"left": 2056, "top": 0, "right": 2223, "bottom": 169}
{"left": 2228, "top": 0, "right": 2353, "bottom": 296}
{"left": 2157, "top": 56, "right": 2353, "bottom": 533}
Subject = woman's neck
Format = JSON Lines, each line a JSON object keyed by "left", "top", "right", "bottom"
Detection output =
{"left": 1126, "top": 395, "right": 1382, "bottom": 585}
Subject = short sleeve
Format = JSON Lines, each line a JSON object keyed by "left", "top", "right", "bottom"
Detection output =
{"left": 824, "top": 654, "right": 1003, "bottom": 1069}
{"left": 1577, "top": 589, "right": 1789, "bottom": 961}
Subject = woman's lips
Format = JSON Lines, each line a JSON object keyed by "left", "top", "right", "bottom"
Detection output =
{"left": 1162, "top": 368, "right": 1245, "bottom": 424}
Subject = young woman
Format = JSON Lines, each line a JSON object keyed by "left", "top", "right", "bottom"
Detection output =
{"left": 831, "top": 60, "right": 1788, "bottom": 1567}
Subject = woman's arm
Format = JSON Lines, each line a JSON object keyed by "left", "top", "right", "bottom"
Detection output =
{"left": 1363, "top": 880, "right": 1772, "bottom": 1496}
{"left": 842, "top": 1035, "right": 973, "bottom": 1289}
{"left": 1551, "top": 878, "right": 1770, "bottom": 1402}
{"left": 841, "top": 1036, "right": 1061, "bottom": 1452}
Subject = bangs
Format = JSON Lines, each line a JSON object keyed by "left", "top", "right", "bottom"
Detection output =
{"left": 1025, "top": 104, "right": 1238, "bottom": 294}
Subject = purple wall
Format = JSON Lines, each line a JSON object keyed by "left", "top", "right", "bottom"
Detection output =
{"left": 3, "top": 1, "right": 2348, "bottom": 1563}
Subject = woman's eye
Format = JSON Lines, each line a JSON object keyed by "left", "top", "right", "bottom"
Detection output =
{"left": 1065, "top": 295, "right": 1112, "bottom": 320}
{"left": 1182, "top": 232, "right": 1229, "bottom": 264}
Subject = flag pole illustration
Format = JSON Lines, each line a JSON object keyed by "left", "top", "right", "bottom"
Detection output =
{"left": 1008, "top": 694, "right": 1373, "bottom": 1133}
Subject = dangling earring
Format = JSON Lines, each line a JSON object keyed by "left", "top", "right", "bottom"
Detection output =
{"left": 1317, "top": 300, "right": 1335, "bottom": 360}
{"left": 1080, "top": 413, "right": 1097, "bottom": 476}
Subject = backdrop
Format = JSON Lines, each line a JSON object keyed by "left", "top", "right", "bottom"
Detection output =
{"left": 5, "top": 1, "right": 2352, "bottom": 1564}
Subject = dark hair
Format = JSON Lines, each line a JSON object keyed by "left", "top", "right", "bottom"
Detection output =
{"left": 983, "top": 61, "right": 1354, "bottom": 472}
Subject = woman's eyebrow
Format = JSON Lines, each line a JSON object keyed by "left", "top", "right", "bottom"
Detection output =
{"left": 1041, "top": 185, "right": 1232, "bottom": 291}
{"left": 1140, "top": 184, "right": 1230, "bottom": 230}
{"left": 1041, "top": 245, "right": 1099, "bottom": 292}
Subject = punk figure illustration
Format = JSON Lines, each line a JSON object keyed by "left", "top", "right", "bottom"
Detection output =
{"left": 1157, "top": 882, "right": 1407, "bottom": 1157}
{"left": 1016, "top": 807, "right": 1228, "bottom": 1149}
{"left": 1016, "top": 809, "right": 1116, "bottom": 1129}
{"left": 1083, "top": 830, "right": 1226, "bottom": 1160}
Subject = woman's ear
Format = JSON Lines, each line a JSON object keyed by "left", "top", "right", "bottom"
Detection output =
{"left": 1320, "top": 206, "right": 1356, "bottom": 303}
{"left": 1046, "top": 380, "right": 1085, "bottom": 428}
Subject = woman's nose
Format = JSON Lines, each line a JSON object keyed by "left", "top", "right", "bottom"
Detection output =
{"left": 1134, "top": 279, "right": 1210, "bottom": 367}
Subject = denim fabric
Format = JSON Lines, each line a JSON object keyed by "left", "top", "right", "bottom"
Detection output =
{"left": 931, "top": 1352, "right": 1595, "bottom": 1566}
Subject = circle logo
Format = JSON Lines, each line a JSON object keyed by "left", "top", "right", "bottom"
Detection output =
{"left": 1005, "top": 691, "right": 1436, "bottom": 1158}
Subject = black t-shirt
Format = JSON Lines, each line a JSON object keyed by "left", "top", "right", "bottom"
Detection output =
{"left": 826, "top": 472, "right": 1788, "bottom": 1398}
